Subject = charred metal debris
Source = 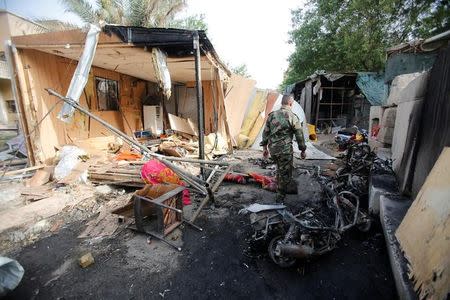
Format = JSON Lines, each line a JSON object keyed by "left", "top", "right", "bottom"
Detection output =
{"left": 243, "top": 143, "right": 394, "bottom": 268}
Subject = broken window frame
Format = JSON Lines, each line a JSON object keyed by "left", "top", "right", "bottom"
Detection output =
{"left": 95, "top": 76, "right": 120, "bottom": 111}
{"left": 5, "top": 99, "right": 17, "bottom": 113}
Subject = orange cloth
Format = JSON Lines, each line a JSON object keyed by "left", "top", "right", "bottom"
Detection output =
{"left": 114, "top": 150, "right": 142, "bottom": 161}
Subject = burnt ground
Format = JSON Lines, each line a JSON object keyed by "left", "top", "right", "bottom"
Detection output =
{"left": 4, "top": 154, "right": 397, "bottom": 300}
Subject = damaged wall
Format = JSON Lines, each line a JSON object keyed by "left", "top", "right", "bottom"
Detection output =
{"left": 411, "top": 45, "right": 450, "bottom": 197}
{"left": 396, "top": 147, "right": 450, "bottom": 300}
{"left": 174, "top": 78, "right": 228, "bottom": 138}
{"left": 13, "top": 49, "right": 147, "bottom": 164}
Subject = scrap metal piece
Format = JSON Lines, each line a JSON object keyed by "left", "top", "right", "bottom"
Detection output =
{"left": 239, "top": 203, "right": 286, "bottom": 215}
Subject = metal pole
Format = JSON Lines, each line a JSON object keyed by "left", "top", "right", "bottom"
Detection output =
{"left": 45, "top": 88, "right": 208, "bottom": 195}
{"left": 193, "top": 31, "right": 205, "bottom": 178}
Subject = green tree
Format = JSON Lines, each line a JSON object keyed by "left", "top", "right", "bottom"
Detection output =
{"left": 168, "top": 13, "right": 208, "bottom": 31}
{"left": 282, "top": 0, "right": 450, "bottom": 88}
{"left": 231, "top": 63, "right": 251, "bottom": 78}
{"left": 60, "top": 0, "right": 207, "bottom": 29}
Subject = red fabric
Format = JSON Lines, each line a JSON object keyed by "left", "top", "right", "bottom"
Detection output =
{"left": 140, "top": 159, "right": 191, "bottom": 205}
{"left": 248, "top": 172, "right": 277, "bottom": 192}
{"left": 224, "top": 173, "right": 247, "bottom": 184}
{"left": 371, "top": 125, "right": 380, "bottom": 138}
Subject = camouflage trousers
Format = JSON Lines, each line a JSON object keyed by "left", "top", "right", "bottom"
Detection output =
{"left": 270, "top": 149, "right": 293, "bottom": 195}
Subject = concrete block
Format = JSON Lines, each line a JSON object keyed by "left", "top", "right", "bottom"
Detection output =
{"left": 368, "top": 173, "right": 398, "bottom": 215}
{"left": 378, "top": 127, "right": 395, "bottom": 144}
{"left": 392, "top": 100, "right": 423, "bottom": 174}
{"left": 386, "top": 72, "right": 429, "bottom": 106}
{"left": 381, "top": 107, "right": 397, "bottom": 128}
{"left": 379, "top": 194, "right": 416, "bottom": 300}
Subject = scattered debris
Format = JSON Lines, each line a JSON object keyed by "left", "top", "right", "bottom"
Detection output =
{"left": 78, "top": 252, "right": 95, "bottom": 268}
{"left": 159, "top": 289, "right": 170, "bottom": 298}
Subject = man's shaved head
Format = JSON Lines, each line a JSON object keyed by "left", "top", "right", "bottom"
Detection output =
{"left": 281, "top": 94, "right": 294, "bottom": 105}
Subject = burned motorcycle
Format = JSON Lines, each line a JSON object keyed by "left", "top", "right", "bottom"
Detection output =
{"left": 242, "top": 188, "right": 371, "bottom": 268}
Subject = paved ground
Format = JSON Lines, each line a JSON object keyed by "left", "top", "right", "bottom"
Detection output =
{"left": 4, "top": 153, "right": 397, "bottom": 299}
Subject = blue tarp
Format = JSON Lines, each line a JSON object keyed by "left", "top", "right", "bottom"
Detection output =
{"left": 385, "top": 52, "right": 436, "bottom": 83}
{"left": 356, "top": 72, "right": 386, "bottom": 106}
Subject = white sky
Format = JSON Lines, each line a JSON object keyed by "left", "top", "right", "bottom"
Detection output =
{"left": 1, "top": 0, "right": 305, "bottom": 89}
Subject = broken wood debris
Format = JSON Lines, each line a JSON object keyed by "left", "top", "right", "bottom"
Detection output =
{"left": 88, "top": 164, "right": 144, "bottom": 187}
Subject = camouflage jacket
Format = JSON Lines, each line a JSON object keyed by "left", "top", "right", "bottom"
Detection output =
{"left": 260, "top": 105, "right": 306, "bottom": 152}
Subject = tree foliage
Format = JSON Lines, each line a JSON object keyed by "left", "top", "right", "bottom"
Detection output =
{"left": 231, "top": 63, "right": 251, "bottom": 78}
{"left": 60, "top": 0, "right": 207, "bottom": 29}
{"left": 168, "top": 14, "right": 208, "bottom": 31}
{"left": 282, "top": 0, "right": 450, "bottom": 88}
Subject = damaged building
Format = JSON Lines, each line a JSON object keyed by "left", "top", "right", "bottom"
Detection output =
{"left": 0, "top": 10, "right": 448, "bottom": 299}
{"left": 6, "top": 25, "right": 232, "bottom": 165}
{"left": 286, "top": 72, "right": 381, "bottom": 132}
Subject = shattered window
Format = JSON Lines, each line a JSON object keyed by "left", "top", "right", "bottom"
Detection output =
{"left": 95, "top": 77, "right": 119, "bottom": 111}
{"left": 6, "top": 100, "right": 16, "bottom": 113}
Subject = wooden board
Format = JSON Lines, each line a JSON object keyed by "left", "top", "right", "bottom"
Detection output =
{"left": 168, "top": 113, "right": 197, "bottom": 136}
{"left": 395, "top": 147, "right": 450, "bottom": 300}
{"left": 78, "top": 211, "right": 120, "bottom": 239}
{"left": 224, "top": 74, "right": 256, "bottom": 142}
{"left": 27, "top": 166, "right": 54, "bottom": 187}
{"left": 72, "top": 136, "right": 116, "bottom": 155}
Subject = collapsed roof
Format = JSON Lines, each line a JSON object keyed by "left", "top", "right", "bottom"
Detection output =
{"left": 11, "top": 25, "right": 231, "bottom": 83}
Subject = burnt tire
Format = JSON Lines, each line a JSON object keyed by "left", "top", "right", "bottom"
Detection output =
{"left": 268, "top": 236, "right": 297, "bottom": 268}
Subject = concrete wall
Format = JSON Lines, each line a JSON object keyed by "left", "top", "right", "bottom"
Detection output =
{"left": 0, "top": 78, "right": 16, "bottom": 125}
{"left": 0, "top": 11, "right": 45, "bottom": 51}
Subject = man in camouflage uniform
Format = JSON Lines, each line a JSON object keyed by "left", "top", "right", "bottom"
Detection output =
{"left": 260, "top": 94, "right": 306, "bottom": 202}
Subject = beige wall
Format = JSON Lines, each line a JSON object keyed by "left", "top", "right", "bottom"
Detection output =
{"left": 0, "top": 78, "right": 17, "bottom": 125}
{"left": 0, "top": 11, "right": 44, "bottom": 51}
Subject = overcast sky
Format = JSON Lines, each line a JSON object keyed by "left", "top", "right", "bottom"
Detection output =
{"left": 1, "top": 0, "right": 304, "bottom": 89}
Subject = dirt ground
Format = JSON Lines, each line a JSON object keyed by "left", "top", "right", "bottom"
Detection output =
{"left": 3, "top": 149, "right": 396, "bottom": 299}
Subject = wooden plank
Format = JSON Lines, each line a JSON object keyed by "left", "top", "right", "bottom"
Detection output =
{"left": 11, "top": 47, "right": 36, "bottom": 165}
{"left": 216, "top": 76, "right": 233, "bottom": 152}
{"left": 78, "top": 211, "right": 120, "bottom": 239}
{"left": 72, "top": 136, "right": 116, "bottom": 155}
{"left": 4, "top": 165, "right": 44, "bottom": 176}
{"left": 168, "top": 113, "right": 197, "bottom": 136}
{"left": 27, "top": 166, "right": 54, "bottom": 187}
{"left": 395, "top": 147, "right": 450, "bottom": 300}
{"left": 224, "top": 74, "right": 256, "bottom": 142}
{"left": 12, "top": 29, "right": 124, "bottom": 47}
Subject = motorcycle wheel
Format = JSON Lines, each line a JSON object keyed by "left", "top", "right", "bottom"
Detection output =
{"left": 357, "top": 219, "right": 372, "bottom": 232}
{"left": 268, "top": 236, "right": 297, "bottom": 268}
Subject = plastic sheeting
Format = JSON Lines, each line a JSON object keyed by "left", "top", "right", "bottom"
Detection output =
{"left": 356, "top": 72, "right": 385, "bottom": 106}
{"left": 54, "top": 146, "right": 88, "bottom": 183}
{"left": 58, "top": 24, "right": 101, "bottom": 122}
